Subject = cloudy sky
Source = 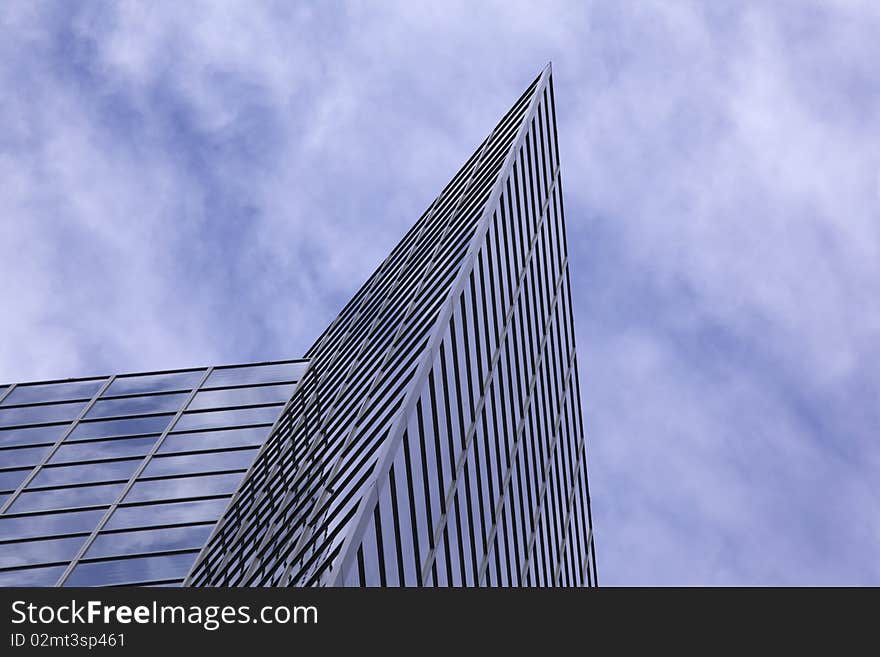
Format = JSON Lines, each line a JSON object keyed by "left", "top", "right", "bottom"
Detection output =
{"left": 2, "top": 1, "right": 878, "bottom": 585}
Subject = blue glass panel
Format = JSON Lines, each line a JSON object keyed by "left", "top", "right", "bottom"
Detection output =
{"left": 142, "top": 449, "right": 258, "bottom": 477}
{"left": 86, "top": 525, "right": 213, "bottom": 559}
{"left": 0, "top": 565, "right": 66, "bottom": 586}
{"left": 203, "top": 362, "right": 307, "bottom": 388}
{"left": 33, "top": 459, "right": 142, "bottom": 487}
{"left": 187, "top": 384, "right": 296, "bottom": 410}
{"left": 2, "top": 380, "right": 105, "bottom": 406}
{"left": 0, "top": 445, "right": 50, "bottom": 468}
{"left": 10, "top": 483, "right": 124, "bottom": 513}
{"left": 0, "top": 535, "right": 87, "bottom": 569}
{"left": 104, "top": 499, "right": 229, "bottom": 530}
{"left": 124, "top": 473, "right": 243, "bottom": 503}
{"left": 0, "top": 424, "right": 68, "bottom": 448}
{"left": 50, "top": 436, "right": 158, "bottom": 464}
{"left": 87, "top": 393, "right": 188, "bottom": 419}
{"left": 0, "top": 401, "right": 86, "bottom": 427}
{"left": 65, "top": 552, "right": 196, "bottom": 586}
{"left": 159, "top": 427, "right": 270, "bottom": 454}
{"left": 0, "top": 468, "right": 30, "bottom": 492}
{"left": 105, "top": 371, "right": 203, "bottom": 397}
{"left": 173, "top": 406, "right": 282, "bottom": 432}
{"left": 69, "top": 415, "right": 173, "bottom": 440}
{"left": 0, "top": 508, "right": 105, "bottom": 539}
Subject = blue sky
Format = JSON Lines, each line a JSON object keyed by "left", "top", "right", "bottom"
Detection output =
{"left": 2, "top": 1, "right": 878, "bottom": 585}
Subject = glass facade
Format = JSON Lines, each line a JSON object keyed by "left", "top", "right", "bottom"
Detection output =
{"left": 186, "top": 66, "right": 597, "bottom": 587}
{"left": 0, "top": 67, "right": 595, "bottom": 587}
{"left": 0, "top": 360, "right": 307, "bottom": 586}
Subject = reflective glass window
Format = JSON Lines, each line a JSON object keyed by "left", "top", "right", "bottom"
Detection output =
{"left": 0, "top": 444, "right": 50, "bottom": 469}
{"left": 104, "top": 499, "right": 228, "bottom": 530}
{"left": 105, "top": 371, "right": 203, "bottom": 397}
{"left": 124, "top": 473, "right": 242, "bottom": 503}
{"left": 86, "top": 525, "right": 213, "bottom": 559}
{"left": 0, "top": 508, "right": 105, "bottom": 539}
{"left": 187, "top": 384, "right": 296, "bottom": 410}
{"left": 203, "top": 362, "right": 307, "bottom": 388}
{"left": 142, "top": 449, "right": 257, "bottom": 478}
{"left": 0, "top": 565, "right": 66, "bottom": 586}
{"left": 0, "top": 535, "right": 87, "bottom": 569}
{"left": 0, "top": 424, "right": 68, "bottom": 448}
{"left": 0, "top": 401, "right": 86, "bottom": 427}
{"left": 159, "top": 427, "right": 270, "bottom": 454}
{"left": 50, "top": 436, "right": 158, "bottom": 464}
{"left": 10, "top": 483, "right": 124, "bottom": 513}
{"left": 173, "top": 406, "right": 282, "bottom": 432}
{"left": 65, "top": 552, "right": 196, "bottom": 586}
{"left": 69, "top": 415, "right": 174, "bottom": 440}
{"left": 0, "top": 468, "right": 30, "bottom": 492}
{"left": 87, "top": 393, "right": 188, "bottom": 419}
{"left": 2, "top": 380, "right": 104, "bottom": 406}
{"left": 33, "top": 459, "right": 142, "bottom": 487}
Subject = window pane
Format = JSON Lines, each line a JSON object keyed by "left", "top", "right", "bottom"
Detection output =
{"left": 0, "top": 535, "right": 87, "bottom": 569}
{"left": 188, "top": 384, "right": 296, "bottom": 410}
{"left": 69, "top": 415, "right": 174, "bottom": 440}
{"left": 0, "top": 468, "right": 30, "bottom": 492}
{"left": 0, "top": 444, "right": 50, "bottom": 468}
{"left": 33, "top": 459, "right": 142, "bottom": 487}
{"left": 142, "top": 449, "right": 258, "bottom": 478}
{"left": 65, "top": 552, "right": 197, "bottom": 586}
{"left": 50, "top": 436, "right": 158, "bottom": 464}
{"left": 204, "top": 362, "right": 307, "bottom": 388}
{"left": 87, "top": 393, "right": 189, "bottom": 419}
{"left": 173, "top": 406, "right": 283, "bottom": 432}
{"left": 0, "top": 424, "right": 68, "bottom": 448}
{"left": 10, "top": 483, "right": 123, "bottom": 513}
{"left": 125, "top": 473, "right": 243, "bottom": 503}
{"left": 0, "top": 565, "right": 66, "bottom": 586}
{"left": 86, "top": 525, "right": 213, "bottom": 559}
{"left": 0, "top": 401, "right": 86, "bottom": 427}
{"left": 2, "top": 380, "right": 105, "bottom": 406}
{"left": 0, "top": 508, "right": 105, "bottom": 539}
{"left": 159, "top": 427, "right": 270, "bottom": 454}
{"left": 105, "top": 371, "right": 204, "bottom": 397}
{"left": 104, "top": 499, "right": 228, "bottom": 530}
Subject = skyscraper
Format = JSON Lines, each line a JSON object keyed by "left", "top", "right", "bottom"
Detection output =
{"left": 0, "top": 65, "right": 596, "bottom": 587}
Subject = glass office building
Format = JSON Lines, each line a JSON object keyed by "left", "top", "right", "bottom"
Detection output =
{"left": 0, "top": 361, "right": 308, "bottom": 586}
{"left": 0, "top": 65, "right": 596, "bottom": 587}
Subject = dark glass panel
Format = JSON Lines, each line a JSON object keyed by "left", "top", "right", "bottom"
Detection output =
{"left": 87, "top": 393, "right": 189, "bottom": 419}
{"left": 33, "top": 458, "right": 142, "bottom": 487}
{"left": 104, "top": 499, "right": 229, "bottom": 531}
{"left": 0, "top": 535, "right": 87, "bottom": 569}
{"left": 0, "top": 508, "right": 105, "bottom": 539}
{"left": 159, "top": 427, "right": 270, "bottom": 454}
{"left": 105, "top": 371, "right": 204, "bottom": 397}
{"left": 50, "top": 436, "right": 158, "bottom": 464}
{"left": 2, "top": 380, "right": 104, "bottom": 406}
{"left": 187, "top": 384, "right": 296, "bottom": 410}
{"left": 0, "top": 401, "right": 86, "bottom": 427}
{"left": 10, "top": 483, "right": 124, "bottom": 513}
{"left": 124, "top": 473, "right": 243, "bottom": 503}
{"left": 86, "top": 525, "right": 213, "bottom": 559}
{"left": 142, "top": 449, "right": 258, "bottom": 478}
{"left": 69, "top": 415, "right": 174, "bottom": 441}
{"left": 203, "top": 362, "right": 307, "bottom": 388}
{"left": 0, "top": 565, "right": 66, "bottom": 586}
{"left": 173, "top": 406, "right": 282, "bottom": 432}
{"left": 65, "top": 552, "right": 197, "bottom": 586}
